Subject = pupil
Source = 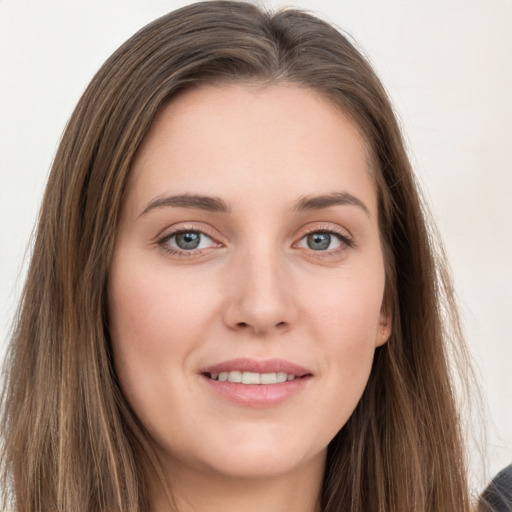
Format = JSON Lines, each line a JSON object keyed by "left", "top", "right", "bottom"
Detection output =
{"left": 176, "top": 232, "right": 200, "bottom": 250}
{"left": 307, "top": 232, "right": 330, "bottom": 250}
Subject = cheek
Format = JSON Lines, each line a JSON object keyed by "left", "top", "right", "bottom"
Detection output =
{"left": 319, "top": 287, "right": 379, "bottom": 381}
{"left": 107, "top": 257, "right": 209, "bottom": 407}
{"left": 301, "top": 267, "right": 384, "bottom": 421}
{"left": 109, "top": 275, "right": 173, "bottom": 361}
{"left": 109, "top": 256, "right": 209, "bottom": 354}
{"left": 304, "top": 268, "right": 385, "bottom": 344}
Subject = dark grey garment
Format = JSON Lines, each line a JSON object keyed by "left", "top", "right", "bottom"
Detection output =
{"left": 480, "top": 464, "right": 512, "bottom": 512}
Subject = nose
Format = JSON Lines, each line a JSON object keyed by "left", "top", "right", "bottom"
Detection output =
{"left": 222, "top": 247, "right": 297, "bottom": 335}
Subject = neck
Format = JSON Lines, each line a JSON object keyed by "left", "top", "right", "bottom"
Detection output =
{"left": 148, "top": 451, "right": 325, "bottom": 512}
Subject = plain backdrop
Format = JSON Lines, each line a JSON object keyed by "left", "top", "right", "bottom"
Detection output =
{"left": 1, "top": 0, "right": 511, "bottom": 491}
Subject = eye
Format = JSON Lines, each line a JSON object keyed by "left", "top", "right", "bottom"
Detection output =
{"left": 160, "top": 229, "right": 217, "bottom": 253}
{"left": 297, "top": 230, "right": 351, "bottom": 251}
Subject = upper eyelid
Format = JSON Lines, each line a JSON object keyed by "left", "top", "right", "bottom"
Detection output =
{"left": 301, "top": 226, "right": 348, "bottom": 236}
{"left": 295, "top": 223, "right": 356, "bottom": 253}
{"left": 297, "top": 230, "right": 353, "bottom": 247}
{"left": 296, "top": 222, "right": 354, "bottom": 240}
{"left": 159, "top": 229, "right": 218, "bottom": 247}
{"left": 156, "top": 223, "right": 221, "bottom": 242}
{"left": 302, "top": 227, "right": 352, "bottom": 240}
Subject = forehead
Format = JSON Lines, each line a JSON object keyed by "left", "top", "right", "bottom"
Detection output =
{"left": 125, "top": 83, "right": 377, "bottom": 218}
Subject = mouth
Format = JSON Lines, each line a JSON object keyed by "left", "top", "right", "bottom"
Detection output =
{"left": 200, "top": 358, "right": 311, "bottom": 382}
{"left": 204, "top": 371, "right": 304, "bottom": 384}
{"left": 199, "top": 358, "right": 312, "bottom": 407}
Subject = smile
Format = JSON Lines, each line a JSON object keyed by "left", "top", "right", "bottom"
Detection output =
{"left": 200, "top": 358, "right": 312, "bottom": 407}
{"left": 207, "top": 371, "right": 298, "bottom": 384}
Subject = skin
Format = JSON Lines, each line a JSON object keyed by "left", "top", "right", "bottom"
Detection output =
{"left": 109, "top": 83, "right": 391, "bottom": 512}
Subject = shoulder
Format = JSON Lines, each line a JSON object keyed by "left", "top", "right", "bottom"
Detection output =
{"left": 480, "top": 464, "right": 512, "bottom": 512}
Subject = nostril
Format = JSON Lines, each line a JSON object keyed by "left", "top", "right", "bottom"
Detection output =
{"left": 234, "top": 320, "right": 288, "bottom": 332}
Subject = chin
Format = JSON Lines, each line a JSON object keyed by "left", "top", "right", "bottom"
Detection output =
{"left": 171, "top": 423, "right": 329, "bottom": 480}
{"left": 203, "top": 445, "right": 325, "bottom": 480}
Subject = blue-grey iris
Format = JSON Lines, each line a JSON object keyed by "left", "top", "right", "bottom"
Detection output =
{"left": 307, "top": 232, "right": 331, "bottom": 250}
{"left": 176, "top": 232, "right": 201, "bottom": 250}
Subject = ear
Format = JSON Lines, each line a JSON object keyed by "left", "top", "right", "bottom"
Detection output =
{"left": 375, "top": 302, "right": 392, "bottom": 347}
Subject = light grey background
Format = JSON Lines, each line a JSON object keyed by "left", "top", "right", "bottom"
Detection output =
{"left": 1, "top": 0, "right": 511, "bottom": 490}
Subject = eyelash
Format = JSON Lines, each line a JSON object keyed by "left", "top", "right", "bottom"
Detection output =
{"left": 156, "top": 226, "right": 354, "bottom": 257}
{"left": 157, "top": 228, "right": 219, "bottom": 256}
{"left": 299, "top": 227, "right": 354, "bottom": 252}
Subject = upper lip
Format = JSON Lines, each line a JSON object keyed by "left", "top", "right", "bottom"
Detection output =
{"left": 200, "top": 358, "right": 311, "bottom": 377}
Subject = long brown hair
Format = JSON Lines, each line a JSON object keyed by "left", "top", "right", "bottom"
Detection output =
{"left": 1, "top": 2, "right": 473, "bottom": 510}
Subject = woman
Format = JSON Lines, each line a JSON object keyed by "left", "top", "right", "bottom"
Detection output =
{"left": 0, "top": 2, "right": 474, "bottom": 511}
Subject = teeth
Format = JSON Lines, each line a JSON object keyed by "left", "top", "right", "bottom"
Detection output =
{"left": 276, "top": 372, "right": 288, "bottom": 383}
{"left": 242, "top": 371, "right": 260, "bottom": 384}
{"left": 209, "top": 371, "right": 298, "bottom": 384}
{"left": 260, "top": 373, "right": 277, "bottom": 384}
{"left": 228, "top": 370, "right": 242, "bottom": 383}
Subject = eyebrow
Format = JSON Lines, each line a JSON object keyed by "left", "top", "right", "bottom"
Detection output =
{"left": 293, "top": 192, "right": 370, "bottom": 216}
{"left": 140, "top": 193, "right": 230, "bottom": 216}
{"left": 139, "top": 191, "right": 369, "bottom": 217}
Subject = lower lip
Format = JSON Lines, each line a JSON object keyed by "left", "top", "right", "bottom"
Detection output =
{"left": 201, "top": 375, "right": 310, "bottom": 407}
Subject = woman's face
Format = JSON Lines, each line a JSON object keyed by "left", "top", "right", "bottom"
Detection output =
{"left": 109, "top": 84, "right": 390, "bottom": 482}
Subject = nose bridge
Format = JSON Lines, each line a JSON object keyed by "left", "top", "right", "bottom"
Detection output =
{"left": 224, "top": 239, "right": 295, "bottom": 334}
